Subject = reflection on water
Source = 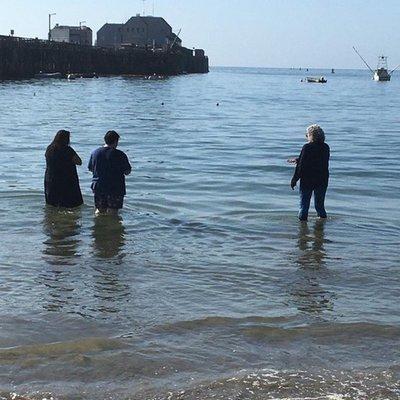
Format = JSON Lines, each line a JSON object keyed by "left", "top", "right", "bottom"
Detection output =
{"left": 297, "top": 220, "right": 326, "bottom": 268}
{"left": 91, "top": 215, "right": 130, "bottom": 315}
{"left": 40, "top": 210, "right": 129, "bottom": 314}
{"left": 41, "top": 206, "right": 82, "bottom": 312}
{"left": 291, "top": 220, "right": 335, "bottom": 314}
{"left": 92, "top": 215, "right": 126, "bottom": 260}
{"left": 42, "top": 206, "right": 82, "bottom": 264}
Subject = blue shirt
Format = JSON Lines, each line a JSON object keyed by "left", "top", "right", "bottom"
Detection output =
{"left": 88, "top": 146, "right": 132, "bottom": 195}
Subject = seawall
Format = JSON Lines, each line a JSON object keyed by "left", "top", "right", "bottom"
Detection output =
{"left": 0, "top": 35, "right": 209, "bottom": 80}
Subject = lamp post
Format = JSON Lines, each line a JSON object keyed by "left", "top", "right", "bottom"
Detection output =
{"left": 48, "top": 13, "right": 56, "bottom": 41}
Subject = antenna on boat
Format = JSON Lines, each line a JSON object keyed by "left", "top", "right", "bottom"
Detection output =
{"left": 352, "top": 46, "right": 374, "bottom": 72}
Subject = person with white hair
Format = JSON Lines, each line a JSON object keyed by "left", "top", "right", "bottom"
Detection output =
{"left": 289, "top": 124, "right": 330, "bottom": 221}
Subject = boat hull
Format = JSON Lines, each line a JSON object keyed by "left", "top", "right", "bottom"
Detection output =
{"left": 373, "top": 69, "right": 391, "bottom": 81}
{"left": 306, "top": 77, "right": 327, "bottom": 83}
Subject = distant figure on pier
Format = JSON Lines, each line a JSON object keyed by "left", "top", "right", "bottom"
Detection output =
{"left": 44, "top": 130, "right": 83, "bottom": 208}
{"left": 88, "top": 131, "right": 132, "bottom": 215}
{"left": 289, "top": 125, "right": 330, "bottom": 221}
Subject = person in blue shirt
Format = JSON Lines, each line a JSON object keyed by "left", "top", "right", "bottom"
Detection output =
{"left": 88, "top": 131, "right": 132, "bottom": 215}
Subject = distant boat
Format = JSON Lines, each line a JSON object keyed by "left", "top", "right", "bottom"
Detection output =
{"left": 353, "top": 47, "right": 400, "bottom": 81}
{"left": 306, "top": 76, "right": 327, "bottom": 83}
{"left": 34, "top": 72, "right": 62, "bottom": 79}
{"left": 331, "top": 68, "right": 335, "bottom": 74}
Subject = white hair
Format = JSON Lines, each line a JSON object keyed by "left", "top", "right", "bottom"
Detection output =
{"left": 307, "top": 124, "right": 325, "bottom": 143}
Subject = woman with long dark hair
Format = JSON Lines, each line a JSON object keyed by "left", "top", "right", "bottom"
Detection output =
{"left": 45, "top": 130, "right": 83, "bottom": 208}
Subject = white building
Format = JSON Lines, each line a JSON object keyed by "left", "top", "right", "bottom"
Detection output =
{"left": 50, "top": 24, "right": 93, "bottom": 46}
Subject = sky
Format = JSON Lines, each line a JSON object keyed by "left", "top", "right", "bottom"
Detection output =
{"left": 1, "top": 0, "right": 400, "bottom": 69}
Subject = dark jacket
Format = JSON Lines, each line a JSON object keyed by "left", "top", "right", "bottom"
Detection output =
{"left": 292, "top": 142, "right": 330, "bottom": 189}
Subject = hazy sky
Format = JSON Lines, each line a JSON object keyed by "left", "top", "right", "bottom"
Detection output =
{"left": 1, "top": 0, "right": 400, "bottom": 68}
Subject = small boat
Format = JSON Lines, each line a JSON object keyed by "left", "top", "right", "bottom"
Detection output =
{"left": 34, "top": 72, "right": 62, "bottom": 79}
{"left": 306, "top": 76, "right": 327, "bottom": 83}
{"left": 67, "top": 73, "right": 77, "bottom": 80}
{"left": 331, "top": 68, "right": 335, "bottom": 74}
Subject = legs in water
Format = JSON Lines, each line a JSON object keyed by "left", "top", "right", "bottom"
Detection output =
{"left": 95, "top": 208, "right": 119, "bottom": 216}
{"left": 94, "top": 193, "right": 123, "bottom": 216}
{"left": 314, "top": 185, "right": 328, "bottom": 219}
{"left": 95, "top": 208, "right": 107, "bottom": 216}
{"left": 299, "top": 186, "right": 312, "bottom": 221}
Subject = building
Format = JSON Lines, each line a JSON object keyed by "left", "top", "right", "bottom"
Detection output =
{"left": 97, "top": 15, "right": 182, "bottom": 50}
{"left": 50, "top": 24, "right": 93, "bottom": 46}
{"left": 96, "top": 23, "right": 123, "bottom": 49}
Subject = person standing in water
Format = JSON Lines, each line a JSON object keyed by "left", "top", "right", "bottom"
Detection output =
{"left": 289, "top": 124, "right": 330, "bottom": 221}
{"left": 44, "top": 130, "right": 83, "bottom": 208}
{"left": 88, "top": 130, "right": 132, "bottom": 215}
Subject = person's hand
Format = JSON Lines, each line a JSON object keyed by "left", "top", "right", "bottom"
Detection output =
{"left": 290, "top": 178, "right": 297, "bottom": 190}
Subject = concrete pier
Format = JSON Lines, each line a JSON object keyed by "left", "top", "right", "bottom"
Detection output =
{"left": 0, "top": 35, "right": 209, "bottom": 80}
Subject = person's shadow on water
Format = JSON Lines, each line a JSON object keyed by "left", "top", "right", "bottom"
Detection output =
{"left": 290, "top": 220, "right": 335, "bottom": 314}
{"left": 42, "top": 205, "right": 82, "bottom": 264}
{"left": 91, "top": 215, "right": 126, "bottom": 260}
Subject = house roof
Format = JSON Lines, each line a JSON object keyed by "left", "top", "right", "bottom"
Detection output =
{"left": 53, "top": 25, "right": 92, "bottom": 32}
{"left": 125, "top": 16, "right": 172, "bottom": 30}
{"left": 98, "top": 23, "right": 124, "bottom": 33}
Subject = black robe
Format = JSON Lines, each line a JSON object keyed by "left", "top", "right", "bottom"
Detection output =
{"left": 44, "top": 145, "right": 83, "bottom": 208}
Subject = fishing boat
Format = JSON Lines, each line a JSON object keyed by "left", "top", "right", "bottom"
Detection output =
{"left": 306, "top": 76, "right": 327, "bottom": 83}
{"left": 353, "top": 47, "right": 400, "bottom": 81}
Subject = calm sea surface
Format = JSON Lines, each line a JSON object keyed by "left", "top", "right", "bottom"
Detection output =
{"left": 0, "top": 67, "right": 399, "bottom": 399}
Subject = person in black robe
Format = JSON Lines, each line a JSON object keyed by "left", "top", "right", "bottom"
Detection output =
{"left": 45, "top": 130, "right": 83, "bottom": 208}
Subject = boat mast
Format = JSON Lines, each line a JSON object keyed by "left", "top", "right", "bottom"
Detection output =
{"left": 352, "top": 46, "right": 374, "bottom": 72}
{"left": 389, "top": 63, "right": 400, "bottom": 75}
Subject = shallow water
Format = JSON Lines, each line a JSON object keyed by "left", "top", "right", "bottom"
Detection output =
{"left": 0, "top": 68, "right": 399, "bottom": 399}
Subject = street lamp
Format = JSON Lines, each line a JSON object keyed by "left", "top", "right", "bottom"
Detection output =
{"left": 48, "top": 13, "right": 56, "bottom": 41}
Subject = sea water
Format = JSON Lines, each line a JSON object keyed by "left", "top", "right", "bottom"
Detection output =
{"left": 0, "top": 68, "right": 399, "bottom": 399}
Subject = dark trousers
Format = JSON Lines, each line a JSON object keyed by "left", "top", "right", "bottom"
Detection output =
{"left": 299, "top": 184, "right": 328, "bottom": 221}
